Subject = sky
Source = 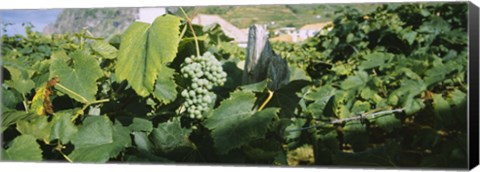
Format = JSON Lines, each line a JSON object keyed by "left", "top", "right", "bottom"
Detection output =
{"left": 0, "top": 9, "right": 62, "bottom": 36}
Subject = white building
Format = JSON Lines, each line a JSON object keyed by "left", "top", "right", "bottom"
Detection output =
{"left": 298, "top": 22, "right": 332, "bottom": 40}
{"left": 192, "top": 14, "right": 248, "bottom": 47}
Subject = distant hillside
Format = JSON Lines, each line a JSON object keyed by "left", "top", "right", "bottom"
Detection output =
{"left": 182, "top": 4, "right": 380, "bottom": 29}
{"left": 43, "top": 4, "right": 379, "bottom": 38}
{"left": 43, "top": 8, "right": 138, "bottom": 39}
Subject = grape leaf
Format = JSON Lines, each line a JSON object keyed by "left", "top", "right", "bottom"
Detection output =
{"left": 16, "top": 115, "right": 52, "bottom": 143}
{"left": 448, "top": 89, "right": 464, "bottom": 102}
{"left": 394, "top": 79, "right": 426, "bottom": 99}
{"left": 132, "top": 131, "right": 154, "bottom": 152}
{"left": 2, "top": 135, "right": 42, "bottom": 161}
{"left": 370, "top": 113, "right": 401, "bottom": 132}
{"left": 432, "top": 94, "right": 454, "bottom": 127}
{"left": 49, "top": 109, "right": 79, "bottom": 144}
{"left": 30, "top": 85, "right": 49, "bottom": 116}
{"left": 448, "top": 89, "right": 467, "bottom": 125}
{"left": 1, "top": 111, "right": 33, "bottom": 132}
{"left": 285, "top": 118, "right": 306, "bottom": 142}
{"left": 152, "top": 65, "right": 177, "bottom": 104}
{"left": 150, "top": 118, "right": 193, "bottom": 153}
{"left": 203, "top": 91, "right": 279, "bottom": 154}
{"left": 128, "top": 117, "right": 153, "bottom": 132}
{"left": 418, "top": 16, "right": 451, "bottom": 35}
{"left": 289, "top": 66, "right": 311, "bottom": 81}
{"left": 331, "top": 64, "right": 352, "bottom": 76}
{"left": 358, "top": 52, "right": 393, "bottom": 70}
{"left": 50, "top": 49, "right": 103, "bottom": 103}
{"left": 116, "top": 15, "right": 181, "bottom": 97}
{"left": 2, "top": 87, "right": 23, "bottom": 110}
{"left": 240, "top": 80, "right": 268, "bottom": 92}
{"left": 403, "top": 95, "right": 425, "bottom": 115}
{"left": 350, "top": 100, "right": 370, "bottom": 114}
{"left": 69, "top": 116, "right": 131, "bottom": 162}
{"left": 401, "top": 30, "right": 417, "bottom": 45}
{"left": 341, "top": 71, "right": 369, "bottom": 90}
{"left": 267, "top": 80, "right": 310, "bottom": 118}
{"left": 424, "top": 62, "right": 453, "bottom": 87}
{"left": 4, "top": 66, "right": 35, "bottom": 95}
{"left": 305, "top": 85, "right": 336, "bottom": 118}
{"left": 91, "top": 40, "right": 118, "bottom": 59}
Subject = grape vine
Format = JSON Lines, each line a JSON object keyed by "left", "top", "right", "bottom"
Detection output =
{"left": 0, "top": 2, "right": 471, "bottom": 169}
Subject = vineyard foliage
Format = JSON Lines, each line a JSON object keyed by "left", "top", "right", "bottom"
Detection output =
{"left": 1, "top": 3, "right": 469, "bottom": 168}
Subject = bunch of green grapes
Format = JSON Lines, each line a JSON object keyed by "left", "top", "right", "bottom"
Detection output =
{"left": 180, "top": 52, "right": 227, "bottom": 119}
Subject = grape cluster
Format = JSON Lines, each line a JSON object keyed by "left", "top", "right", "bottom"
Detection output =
{"left": 180, "top": 52, "right": 227, "bottom": 119}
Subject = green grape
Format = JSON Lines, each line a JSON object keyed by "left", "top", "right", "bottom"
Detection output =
{"left": 180, "top": 52, "right": 227, "bottom": 119}
{"left": 189, "top": 90, "right": 196, "bottom": 97}
{"left": 192, "top": 83, "right": 198, "bottom": 89}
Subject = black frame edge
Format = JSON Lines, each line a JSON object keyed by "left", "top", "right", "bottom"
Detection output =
{"left": 469, "top": 1, "right": 480, "bottom": 170}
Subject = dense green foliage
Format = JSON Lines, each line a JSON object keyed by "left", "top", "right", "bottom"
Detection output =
{"left": 1, "top": 2, "right": 468, "bottom": 169}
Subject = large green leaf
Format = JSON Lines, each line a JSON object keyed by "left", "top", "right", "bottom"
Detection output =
{"left": 69, "top": 116, "right": 131, "bottom": 162}
{"left": 432, "top": 94, "right": 454, "bottom": 127}
{"left": 50, "top": 49, "right": 103, "bottom": 103}
{"left": 4, "top": 66, "right": 35, "bottom": 95}
{"left": 285, "top": 118, "right": 306, "bottom": 142}
{"left": 403, "top": 95, "right": 425, "bottom": 115}
{"left": 358, "top": 52, "right": 393, "bottom": 70}
{"left": 350, "top": 100, "right": 370, "bottom": 114}
{"left": 203, "top": 91, "right": 279, "bottom": 154}
{"left": 370, "top": 113, "right": 401, "bottom": 132}
{"left": 1, "top": 111, "right": 33, "bottom": 132}
{"left": 341, "top": 71, "right": 369, "bottom": 90}
{"left": 240, "top": 80, "right": 268, "bottom": 92}
{"left": 2, "top": 135, "right": 42, "bottom": 161}
{"left": 132, "top": 131, "right": 154, "bottom": 152}
{"left": 267, "top": 80, "right": 310, "bottom": 118}
{"left": 16, "top": 115, "right": 52, "bottom": 143}
{"left": 424, "top": 61, "right": 454, "bottom": 87}
{"left": 448, "top": 89, "right": 467, "bottom": 125}
{"left": 116, "top": 15, "right": 181, "bottom": 97}
{"left": 289, "top": 66, "right": 311, "bottom": 81}
{"left": 129, "top": 117, "right": 153, "bottom": 132}
{"left": 305, "top": 85, "right": 336, "bottom": 118}
{"left": 2, "top": 87, "right": 23, "bottom": 110}
{"left": 49, "top": 109, "right": 79, "bottom": 144}
{"left": 150, "top": 117, "right": 194, "bottom": 153}
{"left": 91, "top": 40, "right": 118, "bottom": 59}
{"left": 331, "top": 64, "right": 353, "bottom": 76}
{"left": 152, "top": 65, "right": 177, "bottom": 104}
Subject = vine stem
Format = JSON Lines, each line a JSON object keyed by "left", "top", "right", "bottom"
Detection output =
{"left": 55, "top": 83, "right": 89, "bottom": 104}
{"left": 56, "top": 141, "right": 73, "bottom": 163}
{"left": 70, "top": 98, "right": 110, "bottom": 122}
{"left": 59, "top": 150, "right": 73, "bottom": 163}
{"left": 178, "top": 23, "right": 188, "bottom": 44}
{"left": 258, "top": 90, "right": 274, "bottom": 111}
{"left": 286, "top": 108, "right": 404, "bottom": 132}
{"left": 179, "top": 7, "right": 201, "bottom": 57}
{"left": 21, "top": 94, "right": 29, "bottom": 112}
{"left": 54, "top": 83, "right": 110, "bottom": 122}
